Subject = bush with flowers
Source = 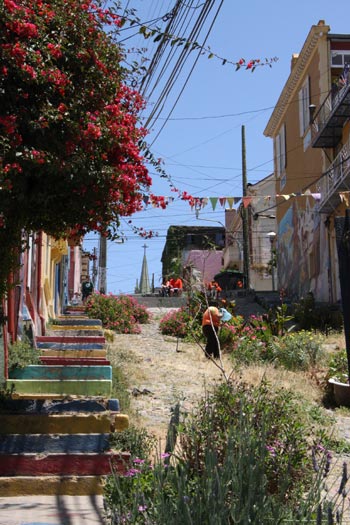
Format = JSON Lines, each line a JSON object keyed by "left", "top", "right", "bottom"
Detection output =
{"left": 85, "top": 293, "right": 150, "bottom": 334}
{"left": 158, "top": 307, "right": 192, "bottom": 339}
{"left": 0, "top": 0, "right": 158, "bottom": 300}
{"left": 104, "top": 380, "right": 340, "bottom": 524}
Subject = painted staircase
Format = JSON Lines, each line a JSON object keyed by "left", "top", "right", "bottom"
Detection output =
{"left": 0, "top": 306, "right": 129, "bottom": 496}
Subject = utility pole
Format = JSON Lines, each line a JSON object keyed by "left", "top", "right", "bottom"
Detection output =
{"left": 241, "top": 125, "right": 250, "bottom": 290}
{"left": 98, "top": 234, "right": 107, "bottom": 294}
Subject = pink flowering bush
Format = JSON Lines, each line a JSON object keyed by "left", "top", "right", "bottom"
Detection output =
{"left": 159, "top": 307, "right": 191, "bottom": 339}
{"left": 85, "top": 293, "right": 150, "bottom": 334}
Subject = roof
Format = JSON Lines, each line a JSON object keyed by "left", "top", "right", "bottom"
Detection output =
{"left": 264, "top": 21, "right": 330, "bottom": 138}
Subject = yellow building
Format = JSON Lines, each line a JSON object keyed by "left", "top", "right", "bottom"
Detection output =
{"left": 264, "top": 20, "right": 350, "bottom": 302}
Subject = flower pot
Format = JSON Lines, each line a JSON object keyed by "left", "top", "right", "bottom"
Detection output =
{"left": 329, "top": 377, "right": 350, "bottom": 407}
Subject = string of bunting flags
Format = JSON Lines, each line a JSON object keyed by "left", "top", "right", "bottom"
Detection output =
{"left": 142, "top": 189, "right": 325, "bottom": 210}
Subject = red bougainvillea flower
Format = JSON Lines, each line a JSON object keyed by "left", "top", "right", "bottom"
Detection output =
{"left": 0, "top": 0, "right": 153, "bottom": 241}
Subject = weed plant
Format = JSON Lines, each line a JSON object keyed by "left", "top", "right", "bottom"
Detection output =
{"left": 104, "top": 380, "right": 348, "bottom": 524}
{"left": 8, "top": 337, "right": 40, "bottom": 372}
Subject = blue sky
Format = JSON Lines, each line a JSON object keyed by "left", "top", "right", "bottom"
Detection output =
{"left": 83, "top": 0, "right": 350, "bottom": 295}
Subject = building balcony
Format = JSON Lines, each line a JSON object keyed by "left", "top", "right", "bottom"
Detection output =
{"left": 311, "top": 82, "right": 350, "bottom": 148}
{"left": 316, "top": 135, "right": 350, "bottom": 213}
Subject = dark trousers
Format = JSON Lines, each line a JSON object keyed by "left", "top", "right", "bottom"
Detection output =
{"left": 202, "top": 324, "right": 220, "bottom": 359}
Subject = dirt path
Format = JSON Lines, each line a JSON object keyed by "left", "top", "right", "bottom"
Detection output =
{"left": 106, "top": 307, "right": 350, "bottom": 508}
{"left": 108, "top": 307, "right": 232, "bottom": 446}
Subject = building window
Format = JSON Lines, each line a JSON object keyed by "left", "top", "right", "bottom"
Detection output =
{"left": 275, "top": 123, "right": 286, "bottom": 178}
{"left": 331, "top": 51, "right": 350, "bottom": 68}
{"left": 299, "top": 76, "right": 310, "bottom": 137}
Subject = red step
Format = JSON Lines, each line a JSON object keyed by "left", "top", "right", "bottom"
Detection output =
{"left": 0, "top": 453, "right": 130, "bottom": 476}
{"left": 39, "top": 357, "right": 110, "bottom": 366}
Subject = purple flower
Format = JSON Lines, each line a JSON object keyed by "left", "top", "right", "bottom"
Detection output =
{"left": 133, "top": 458, "right": 145, "bottom": 464}
{"left": 124, "top": 468, "right": 141, "bottom": 477}
{"left": 266, "top": 445, "right": 276, "bottom": 457}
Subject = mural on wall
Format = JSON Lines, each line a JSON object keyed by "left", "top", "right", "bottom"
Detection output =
{"left": 278, "top": 199, "right": 325, "bottom": 300}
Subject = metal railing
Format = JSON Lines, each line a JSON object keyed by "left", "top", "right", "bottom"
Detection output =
{"left": 316, "top": 134, "right": 350, "bottom": 206}
{"left": 312, "top": 82, "right": 350, "bottom": 141}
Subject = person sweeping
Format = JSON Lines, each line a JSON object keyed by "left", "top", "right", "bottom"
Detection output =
{"left": 202, "top": 302, "right": 223, "bottom": 359}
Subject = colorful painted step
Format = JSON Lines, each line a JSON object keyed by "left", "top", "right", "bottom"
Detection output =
{"left": 36, "top": 336, "right": 106, "bottom": 344}
{"left": 0, "top": 405, "right": 130, "bottom": 496}
{"left": 36, "top": 335, "right": 107, "bottom": 360}
{"left": 9, "top": 365, "right": 112, "bottom": 381}
{"left": 6, "top": 379, "right": 112, "bottom": 397}
{"left": 0, "top": 476, "right": 106, "bottom": 496}
{"left": 46, "top": 327, "right": 104, "bottom": 336}
{"left": 65, "top": 305, "right": 86, "bottom": 313}
{"left": 52, "top": 318, "right": 102, "bottom": 327}
{"left": 40, "top": 357, "right": 110, "bottom": 365}
{"left": 0, "top": 452, "right": 129, "bottom": 476}
{"left": 39, "top": 348, "right": 107, "bottom": 359}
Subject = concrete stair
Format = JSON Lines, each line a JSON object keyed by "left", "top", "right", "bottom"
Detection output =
{"left": 1, "top": 308, "right": 129, "bottom": 496}
{"left": 0, "top": 399, "right": 129, "bottom": 496}
{"left": 6, "top": 314, "right": 112, "bottom": 397}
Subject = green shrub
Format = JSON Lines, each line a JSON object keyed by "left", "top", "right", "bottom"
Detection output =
{"left": 85, "top": 293, "right": 150, "bottom": 333}
{"left": 104, "top": 381, "right": 341, "bottom": 524}
{"left": 293, "top": 294, "right": 343, "bottom": 335}
{"left": 326, "top": 349, "right": 349, "bottom": 383}
{"left": 8, "top": 338, "right": 40, "bottom": 372}
{"left": 111, "top": 366, "right": 131, "bottom": 414}
{"left": 270, "top": 331, "right": 324, "bottom": 371}
{"left": 109, "top": 425, "right": 156, "bottom": 459}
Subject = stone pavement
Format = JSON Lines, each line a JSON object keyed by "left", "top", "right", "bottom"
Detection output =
{"left": 0, "top": 495, "right": 106, "bottom": 525}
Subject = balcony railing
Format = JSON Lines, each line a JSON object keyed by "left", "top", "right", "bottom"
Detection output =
{"left": 311, "top": 81, "right": 350, "bottom": 148}
{"left": 316, "top": 135, "right": 350, "bottom": 212}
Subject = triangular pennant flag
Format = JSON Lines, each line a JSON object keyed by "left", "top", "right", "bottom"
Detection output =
{"left": 210, "top": 197, "right": 218, "bottom": 210}
{"left": 233, "top": 197, "right": 241, "bottom": 205}
{"left": 143, "top": 195, "right": 149, "bottom": 205}
{"left": 227, "top": 197, "right": 234, "bottom": 209}
{"left": 280, "top": 194, "right": 291, "bottom": 200}
{"left": 264, "top": 196, "right": 271, "bottom": 203}
{"left": 219, "top": 197, "right": 226, "bottom": 207}
{"left": 242, "top": 196, "right": 252, "bottom": 208}
{"left": 304, "top": 189, "right": 312, "bottom": 196}
{"left": 201, "top": 197, "right": 209, "bottom": 208}
{"left": 311, "top": 193, "right": 321, "bottom": 201}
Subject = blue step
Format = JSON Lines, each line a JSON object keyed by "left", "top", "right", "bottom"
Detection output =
{"left": 0, "top": 434, "right": 111, "bottom": 454}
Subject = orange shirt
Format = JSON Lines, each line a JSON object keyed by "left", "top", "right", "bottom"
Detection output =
{"left": 202, "top": 307, "right": 222, "bottom": 327}
{"left": 173, "top": 278, "right": 183, "bottom": 289}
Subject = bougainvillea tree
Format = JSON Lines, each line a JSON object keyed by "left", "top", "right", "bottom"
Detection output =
{"left": 0, "top": 0, "right": 153, "bottom": 297}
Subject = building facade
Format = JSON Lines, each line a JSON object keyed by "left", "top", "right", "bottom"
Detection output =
{"left": 223, "top": 174, "right": 277, "bottom": 291}
{"left": 264, "top": 20, "right": 350, "bottom": 302}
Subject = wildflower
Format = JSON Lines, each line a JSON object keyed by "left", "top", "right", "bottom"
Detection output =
{"left": 124, "top": 468, "right": 141, "bottom": 477}
{"left": 133, "top": 458, "right": 145, "bottom": 464}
